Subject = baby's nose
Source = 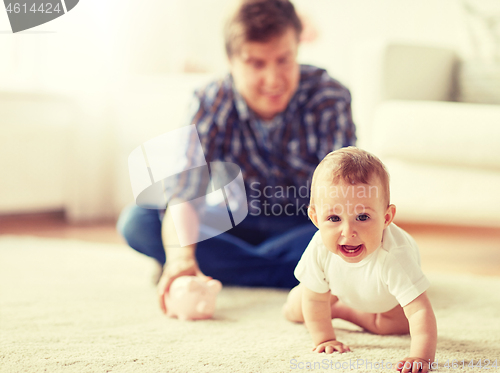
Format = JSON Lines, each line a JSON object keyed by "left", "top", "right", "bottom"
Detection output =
{"left": 341, "top": 224, "right": 357, "bottom": 238}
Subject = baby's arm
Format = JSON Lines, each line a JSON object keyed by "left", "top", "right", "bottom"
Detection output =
{"left": 302, "top": 286, "right": 350, "bottom": 354}
{"left": 398, "top": 291, "right": 437, "bottom": 373}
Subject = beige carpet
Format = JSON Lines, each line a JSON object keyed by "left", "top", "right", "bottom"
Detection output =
{"left": 1, "top": 236, "right": 499, "bottom": 373}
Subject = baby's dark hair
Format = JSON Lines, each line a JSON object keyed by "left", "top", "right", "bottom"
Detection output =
{"left": 311, "top": 146, "right": 391, "bottom": 207}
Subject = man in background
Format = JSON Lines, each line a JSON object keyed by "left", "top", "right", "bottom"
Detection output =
{"left": 117, "top": 0, "right": 356, "bottom": 313}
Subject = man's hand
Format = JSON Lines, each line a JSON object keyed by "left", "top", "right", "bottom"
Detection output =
{"left": 313, "top": 339, "right": 351, "bottom": 354}
{"left": 159, "top": 201, "right": 209, "bottom": 314}
{"left": 396, "top": 357, "right": 429, "bottom": 373}
{"left": 157, "top": 256, "right": 211, "bottom": 314}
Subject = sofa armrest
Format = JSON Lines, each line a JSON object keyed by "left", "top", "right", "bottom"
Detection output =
{"left": 370, "top": 100, "right": 500, "bottom": 170}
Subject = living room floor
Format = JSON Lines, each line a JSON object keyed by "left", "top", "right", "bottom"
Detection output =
{"left": 1, "top": 212, "right": 499, "bottom": 277}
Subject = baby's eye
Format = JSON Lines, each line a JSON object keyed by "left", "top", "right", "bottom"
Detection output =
{"left": 328, "top": 215, "right": 340, "bottom": 222}
{"left": 356, "top": 214, "right": 370, "bottom": 222}
{"left": 278, "top": 56, "right": 291, "bottom": 65}
{"left": 252, "top": 61, "right": 265, "bottom": 69}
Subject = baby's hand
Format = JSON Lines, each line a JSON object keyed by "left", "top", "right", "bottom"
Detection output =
{"left": 313, "top": 339, "right": 351, "bottom": 354}
{"left": 396, "top": 357, "right": 429, "bottom": 373}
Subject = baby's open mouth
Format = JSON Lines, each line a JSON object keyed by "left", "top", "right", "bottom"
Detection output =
{"left": 340, "top": 244, "right": 364, "bottom": 257}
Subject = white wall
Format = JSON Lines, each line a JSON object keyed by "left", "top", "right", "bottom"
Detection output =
{"left": 96, "top": 0, "right": 470, "bottom": 84}
{"left": 0, "top": 0, "right": 475, "bottom": 86}
{"left": 294, "top": 0, "right": 469, "bottom": 86}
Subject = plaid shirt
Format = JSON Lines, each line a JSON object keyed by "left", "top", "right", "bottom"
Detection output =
{"left": 171, "top": 65, "right": 356, "bottom": 216}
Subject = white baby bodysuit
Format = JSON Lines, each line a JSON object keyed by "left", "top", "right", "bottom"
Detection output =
{"left": 295, "top": 223, "right": 430, "bottom": 313}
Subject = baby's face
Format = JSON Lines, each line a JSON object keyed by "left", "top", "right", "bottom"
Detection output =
{"left": 309, "top": 178, "right": 394, "bottom": 263}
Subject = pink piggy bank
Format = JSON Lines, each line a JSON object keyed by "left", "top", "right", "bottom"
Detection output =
{"left": 165, "top": 276, "right": 222, "bottom": 321}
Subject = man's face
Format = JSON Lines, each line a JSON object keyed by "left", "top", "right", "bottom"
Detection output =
{"left": 229, "top": 28, "right": 300, "bottom": 120}
{"left": 308, "top": 178, "right": 395, "bottom": 264}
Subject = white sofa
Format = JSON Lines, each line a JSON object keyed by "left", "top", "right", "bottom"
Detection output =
{"left": 350, "top": 42, "right": 500, "bottom": 228}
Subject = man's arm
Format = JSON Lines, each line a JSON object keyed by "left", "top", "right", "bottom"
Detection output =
{"left": 397, "top": 292, "right": 437, "bottom": 373}
{"left": 155, "top": 82, "right": 223, "bottom": 313}
{"left": 157, "top": 201, "right": 211, "bottom": 314}
{"left": 302, "top": 286, "right": 350, "bottom": 353}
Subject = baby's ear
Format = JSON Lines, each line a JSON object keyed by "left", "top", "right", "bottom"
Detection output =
{"left": 308, "top": 206, "right": 319, "bottom": 228}
{"left": 384, "top": 204, "right": 396, "bottom": 227}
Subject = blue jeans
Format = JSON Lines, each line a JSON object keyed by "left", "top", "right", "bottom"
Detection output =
{"left": 117, "top": 204, "right": 317, "bottom": 288}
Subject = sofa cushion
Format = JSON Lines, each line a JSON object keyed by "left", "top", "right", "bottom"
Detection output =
{"left": 382, "top": 45, "right": 456, "bottom": 102}
{"left": 370, "top": 100, "right": 500, "bottom": 170}
{"left": 386, "top": 159, "right": 500, "bottom": 227}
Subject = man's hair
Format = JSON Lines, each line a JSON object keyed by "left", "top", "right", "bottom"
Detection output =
{"left": 311, "top": 147, "right": 391, "bottom": 207}
{"left": 224, "top": 0, "right": 302, "bottom": 58}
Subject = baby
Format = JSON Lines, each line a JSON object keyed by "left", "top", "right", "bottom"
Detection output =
{"left": 283, "top": 147, "right": 437, "bottom": 373}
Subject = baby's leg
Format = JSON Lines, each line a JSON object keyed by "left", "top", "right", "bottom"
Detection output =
{"left": 283, "top": 284, "right": 410, "bottom": 334}
{"left": 282, "top": 284, "right": 304, "bottom": 322}
{"left": 282, "top": 285, "right": 408, "bottom": 335}
{"left": 283, "top": 284, "right": 340, "bottom": 323}
{"left": 331, "top": 301, "right": 409, "bottom": 335}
